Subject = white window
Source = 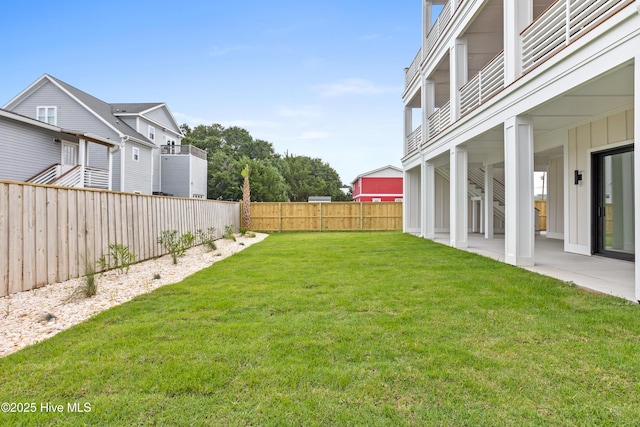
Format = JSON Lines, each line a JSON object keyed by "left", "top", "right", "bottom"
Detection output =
{"left": 395, "top": 198, "right": 403, "bottom": 202}
{"left": 132, "top": 147, "right": 140, "bottom": 162}
{"left": 148, "top": 126, "right": 155, "bottom": 140}
{"left": 372, "top": 198, "right": 382, "bottom": 202}
{"left": 37, "top": 106, "right": 57, "bottom": 125}
{"left": 165, "top": 136, "right": 176, "bottom": 146}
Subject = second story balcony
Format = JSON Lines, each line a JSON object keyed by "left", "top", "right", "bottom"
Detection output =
{"left": 404, "top": 0, "right": 631, "bottom": 154}
{"left": 160, "top": 144, "right": 207, "bottom": 160}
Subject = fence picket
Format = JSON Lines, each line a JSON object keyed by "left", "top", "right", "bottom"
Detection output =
{"left": 0, "top": 181, "right": 240, "bottom": 297}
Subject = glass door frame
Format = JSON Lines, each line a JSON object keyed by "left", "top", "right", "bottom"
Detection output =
{"left": 591, "top": 144, "right": 635, "bottom": 261}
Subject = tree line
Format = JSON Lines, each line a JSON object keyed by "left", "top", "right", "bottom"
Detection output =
{"left": 180, "top": 124, "right": 352, "bottom": 202}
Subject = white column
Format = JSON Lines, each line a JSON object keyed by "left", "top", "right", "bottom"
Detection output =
{"left": 450, "top": 38, "right": 468, "bottom": 122}
{"left": 78, "top": 138, "right": 86, "bottom": 188}
{"left": 504, "top": 116, "right": 534, "bottom": 266}
{"left": 107, "top": 146, "right": 113, "bottom": 191}
{"left": 450, "top": 146, "right": 468, "bottom": 248}
{"left": 423, "top": 1, "right": 433, "bottom": 45}
{"left": 403, "top": 169, "right": 410, "bottom": 233}
{"left": 404, "top": 106, "right": 412, "bottom": 156}
{"left": 503, "top": 0, "right": 532, "bottom": 85}
{"left": 423, "top": 78, "right": 435, "bottom": 141}
{"left": 484, "top": 164, "right": 495, "bottom": 238}
{"left": 424, "top": 159, "right": 436, "bottom": 239}
{"left": 634, "top": 56, "right": 640, "bottom": 302}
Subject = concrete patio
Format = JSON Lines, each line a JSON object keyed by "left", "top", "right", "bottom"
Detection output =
{"left": 430, "top": 233, "right": 636, "bottom": 303}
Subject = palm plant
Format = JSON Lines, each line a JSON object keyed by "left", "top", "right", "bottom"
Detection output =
{"left": 241, "top": 164, "right": 251, "bottom": 229}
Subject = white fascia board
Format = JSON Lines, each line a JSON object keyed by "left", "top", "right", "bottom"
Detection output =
{"left": 2, "top": 74, "right": 49, "bottom": 109}
{"left": 0, "top": 108, "right": 60, "bottom": 132}
{"left": 357, "top": 193, "right": 404, "bottom": 197}
{"left": 45, "top": 76, "right": 127, "bottom": 139}
{"left": 125, "top": 135, "right": 158, "bottom": 149}
{"left": 126, "top": 114, "right": 183, "bottom": 138}
{"left": 136, "top": 103, "right": 183, "bottom": 136}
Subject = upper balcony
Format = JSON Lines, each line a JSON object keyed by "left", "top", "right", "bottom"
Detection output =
{"left": 160, "top": 144, "right": 207, "bottom": 160}
{"left": 403, "top": 0, "right": 631, "bottom": 155}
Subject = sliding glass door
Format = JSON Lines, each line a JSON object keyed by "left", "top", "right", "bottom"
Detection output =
{"left": 592, "top": 145, "right": 634, "bottom": 261}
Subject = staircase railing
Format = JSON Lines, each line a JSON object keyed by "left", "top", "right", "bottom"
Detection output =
{"left": 51, "top": 165, "right": 83, "bottom": 187}
{"left": 27, "top": 164, "right": 61, "bottom": 184}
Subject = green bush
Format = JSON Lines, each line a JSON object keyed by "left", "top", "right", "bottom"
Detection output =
{"left": 157, "top": 230, "right": 197, "bottom": 265}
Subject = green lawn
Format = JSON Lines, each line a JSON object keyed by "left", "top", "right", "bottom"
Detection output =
{"left": 1, "top": 232, "right": 639, "bottom": 426}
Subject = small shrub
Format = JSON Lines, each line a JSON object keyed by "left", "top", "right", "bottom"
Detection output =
{"left": 223, "top": 225, "right": 236, "bottom": 241}
{"left": 157, "top": 230, "right": 196, "bottom": 264}
{"left": 68, "top": 263, "right": 98, "bottom": 301}
{"left": 153, "top": 273, "right": 161, "bottom": 280}
{"left": 244, "top": 231, "right": 256, "bottom": 238}
{"left": 197, "top": 227, "right": 217, "bottom": 251}
{"left": 239, "top": 226, "right": 249, "bottom": 235}
{"left": 97, "top": 244, "right": 136, "bottom": 274}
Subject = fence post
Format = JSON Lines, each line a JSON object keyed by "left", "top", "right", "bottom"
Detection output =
{"left": 360, "top": 202, "right": 364, "bottom": 231}
{"left": 319, "top": 203, "right": 323, "bottom": 232}
{"left": 279, "top": 202, "right": 283, "bottom": 232}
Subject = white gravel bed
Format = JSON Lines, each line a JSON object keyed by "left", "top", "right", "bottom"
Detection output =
{"left": 0, "top": 232, "right": 268, "bottom": 358}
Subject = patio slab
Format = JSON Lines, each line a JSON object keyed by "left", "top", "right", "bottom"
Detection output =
{"left": 430, "top": 233, "right": 636, "bottom": 302}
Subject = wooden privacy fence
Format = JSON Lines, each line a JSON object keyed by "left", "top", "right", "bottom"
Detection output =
{"left": 249, "top": 202, "right": 403, "bottom": 232}
{"left": 0, "top": 180, "right": 240, "bottom": 297}
{"left": 534, "top": 200, "right": 547, "bottom": 231}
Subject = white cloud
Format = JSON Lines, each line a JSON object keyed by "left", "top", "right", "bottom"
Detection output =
{"left": 315, "top": 78, "right": 399, "bottom": 98}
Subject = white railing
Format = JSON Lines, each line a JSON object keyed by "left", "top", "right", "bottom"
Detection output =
{"left": 522, "top": 0, "right": 627, "bottom": 72}
{"left": 405, "top": 47, "right": 423, "bottom": 87}
{"left": 425, "top": 1, "right": 453, "bottom": 54}
{"left": 161, "top": 144, "right": 207, "bottom": 160}
{"left": 427, "top": 100, "right": 451, "bottom": 138}
{"left": 52, "top": 166, "right": 83, "bottom": 188}
{"left": 84, "top": 166, "right": 109, "bottom": 189}
{"left": 406, "top": 126, "right": 422, "bottom": 154}
{"left": 27, "top": 164, "right": 61, "bottom": 184}
{"left": 460, "top": 51, "right": 505, "bottom": 114}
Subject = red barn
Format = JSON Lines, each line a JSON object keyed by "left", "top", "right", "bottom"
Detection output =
{"left": 351, "top": 165, "right": 403, "bottom": 202}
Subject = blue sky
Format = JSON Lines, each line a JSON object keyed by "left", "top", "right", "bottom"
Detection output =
{"left": 0, "top": 1, "right": 423, "bottom": 185}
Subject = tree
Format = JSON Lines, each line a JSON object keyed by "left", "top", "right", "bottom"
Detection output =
{"left": 241, "top": 164, "right": 251, "bottom": 229}
{"left": 283, "top": 154, "right": 345, "bottom": 202}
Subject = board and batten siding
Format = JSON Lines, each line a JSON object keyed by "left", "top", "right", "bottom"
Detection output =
{"left": 566, "top": 109, "right": 634, "bottom": 252}
{"left": 0, "top": 180, "right": 240, "bottom": 297}
{"left": 0, "top": 117, "right": 62, "bottom": 182}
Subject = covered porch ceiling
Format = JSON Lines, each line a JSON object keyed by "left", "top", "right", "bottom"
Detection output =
{"left": 461, "top": 62, "right": 634, "bottom": 168}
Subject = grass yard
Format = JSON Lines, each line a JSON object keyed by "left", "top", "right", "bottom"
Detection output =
{"left": 1, "top": 232, "right": 639, "bottom": 426}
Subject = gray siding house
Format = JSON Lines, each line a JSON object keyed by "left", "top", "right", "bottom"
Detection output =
{"left": 0, "top": 109, "right": 116, "bottom": 189}
{"left": 2, "top": 74, "right": 207, "bottom": 198}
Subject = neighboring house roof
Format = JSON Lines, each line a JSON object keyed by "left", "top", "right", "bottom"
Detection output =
{"left": 351, "top": 165, "right": 403, "bottom": 185}
{"left": 0, "top": 108, "right": 117, "bottom": 147}
{"left": 3, "top": 74, "right": 157, "bottom": 149}
{"left": 111, "top": 102, "right": 184, "bottom": 137}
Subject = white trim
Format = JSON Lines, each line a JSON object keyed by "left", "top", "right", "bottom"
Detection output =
{"left": 36, "top": 105, "right": 57, "bottom": 125}
{"left": 356, "top": 193, "right": 404, "bottom": 198}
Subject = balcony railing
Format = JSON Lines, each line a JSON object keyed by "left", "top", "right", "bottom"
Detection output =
{"left": 522, "top": 0, "right": 627, "bottom": 72}
{"left": 460, "top": 51, "right": 505, "bottom": 115}
{"left": 425, "top": 1, "right": 453, "bottom": 54}
{"left": 406, "top": 126, "right": 422, "bottom": 154}
{"left": 404, "top": 47, "right": 423, "bottom": 87}
{"left": 427, "top": 100, "right": 451, "bottom": 138}
{"left": 84, "top": 166, "right": 109, "bottom": 189}
{"left": 161, "top": 144, "right": 207, "bottom": 160}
